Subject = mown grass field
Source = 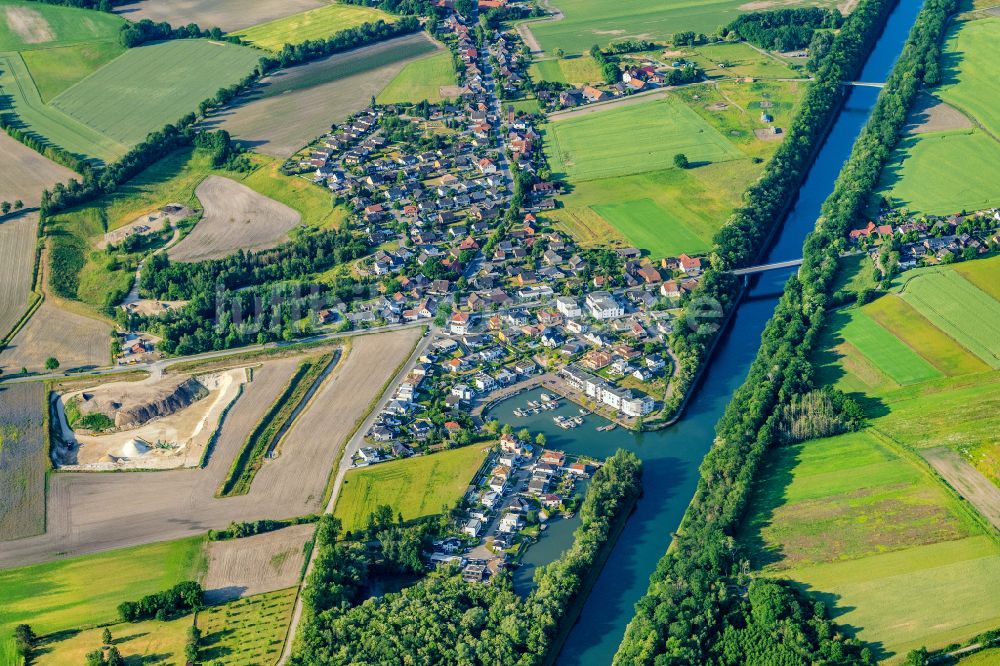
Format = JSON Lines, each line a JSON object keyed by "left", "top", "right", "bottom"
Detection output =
{"left": 231, "top": 2, "right": 393, "bottom": 51}
{"left": 544, "top": 159, "right": 760, "bottom": 258}
{"left": 528, "top": 54, "right": 603, "bottom": 86}
{"left": 0, "top": 537, "right": 205, "bottom": 665}
{"left": 937, "top": 16, "right": 1000, "bottom": 138}
{"left": 524, "top": 0, "right": 847, "bottom": 55}
{"left": 0, "top": 0, "right": 124, "bottom": 51}
{"left": 829, "top": 307, "right": 942, "bottom": 385}
{"left": 545, "top": 95, "right": 744, "bottom": 182}
{"left": 0, "top": 52, "right": 126, "bottom": 163}
{"left": 20, "top": 40, "right": 124, "bottom": 101}
{"left": 878, "top": 128, "right": 1000, "bottom": 214}
{"left": 334, "top": 445, "right": 489, "bottom": 532}
{"left": 741, "top": 430, "right": 1000, "bottom": 660}
{"left": 377, "top": 49, "right": 454, "bottom": 104}
{"left": 51, "top": 40, "right": 261, "bottom": 147}
{"left": 197, "top": 588, "right": 296, "bottom": 665}
{"left": 680, "top": 41, "right": 800, "bottom": 80}
{"left": 34, "top": 615, "right": 190, "bottom": 665}
{"left": 899, "top": 268, "right": 1000, "bottom": 368}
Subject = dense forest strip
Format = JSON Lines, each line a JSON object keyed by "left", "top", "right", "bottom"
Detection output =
{"left": 613, "top": 0, "right": 958, "bottom": 664}
{"left": 218, "top": 352, "right": 333, "bottom": 497}
{"left": 650, "top": 0, "right": 901, "bottom": 425}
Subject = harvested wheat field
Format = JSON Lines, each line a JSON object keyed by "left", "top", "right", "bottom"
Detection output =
{"left": 0, "top": 131, "right": 76, "bottom": 207}
{"left": 0, "top": 302, "right": 110, "bottom": 374}
{"left": 168, "top": 176, "right": 301, "bottom": 262}
{"left": 210, "top": 32, "right": 439, "bottom": 158}
{"left": 249, "top": 327, "right": 422, "bottom": 512}
{"left": 203, "top": 523, "right": 315, "bottom": 603}
{"left": 114, "top": 0, "right": 325, "bottom": 32}
{"left": 906, "top": 92, "right": 972, "bottom": 135}
{"left": 0, "top": 382, "right": 47, "bottom": 541}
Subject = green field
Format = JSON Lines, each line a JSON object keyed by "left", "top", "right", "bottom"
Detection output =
{"left": 0, "top": 52, "right": 127, "bottom": 163}
{"left": 334, "top": 445, "right": 489, "bottom": 532}
{"left": 51, "top": 40, "right": 261, "bottom": 147}
{"left": 231, "top": 2, "right": 393, "bottom": 51}
{"left": 878, "top": 128, "right": 1000, "bottom": 214}
{"left": 0, "top": 537, "right": 205, "bottom": 664}
{"left": 546, "top": 95, "right": 744, "bottom": 182}
{"left": 20, "top": 40, "right": 124, "bottom": 101}
{"left": 937, "top": 17, "right": 1000, "bottom": 138}
{"left": 832, "top": 307, "right": 943, "bottom": 385}
{"left": 198, "top": 588, "right": 296, "bottom": 665}
{"left": 544, "top": 159, "right": 760, "bottom": 258}
{"left": 377, "top": 49, "right": 455, "bottom": 104}
{"left": 524, "top": 0, "right": 846, "bottom": 55}
{"left": 528, "top": 54, "right": 603, "bottom": 85}
{"left": 681, "top": 41, "right": 800, "bottom": 80}
{"left": 954, "top": 254, "right": 1000, "bottom": 301}
{"left": 740, "top": 430, "right": 1000, "bottom": 659}
{"left": 899, "top": 268, "right": 1000, "bottom": 368}
{"left": 35, "top": 615, "right": 190, "bottom": 665}
{"left": 0, "top": 0, "right": 124, "bottom": 51}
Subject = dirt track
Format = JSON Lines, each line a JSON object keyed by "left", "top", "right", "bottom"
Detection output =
{"left": 203, "top": 523, "right": 314, "bottom": 603}
{"left": 923, "top": 446, "right": 1000, "bottom": 530}
{"left": 0, "top": 329, "right": 422, "bottom": 569}
{"left": 168, "top": 176, "right": 301, "bottom": 262}
{"left": 113, "top": 0, "right": 325, "bottom": 33}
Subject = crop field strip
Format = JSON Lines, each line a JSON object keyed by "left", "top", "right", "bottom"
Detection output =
{"left": 953, "top": 254, "right": 1000, "bottom": 301}
{"left": 20, "top": 40, "right": 125, "bottom": 102}
{"left": 50, "top": 40, "right": 262, "bottom": 148}
{"left": 202, "top": 524, "right": 315, "bottom": 602}
{"left": 0, "top": 301, "right": 111, "bottom": 374}
{"left": 197, "top": 588, "right": 297, "bottom": 666}
{"left": 899, "top": 269, "right": 1000, "bottom": 368}
{"left": 213, "top": 32, "right": 439, "bottom": 157}
{"left": 0, "top": 212, "right": 40, "bottom": 340}
{"left": 112, "top": 0, "right": 327, "bottom": 34}
{"left": 377, "top": 48, "right": 455, "bottom": 104}
{"left": 334, "top": 444, "right": 489, "bottom": 532}
{"left": 0, "top": 382, "right": 46, "bottom": 541}
{"left": 230, "top": 2, "right": 394, "bottom": 51}
{"left": 836, "top": 307, "right": 942, "bottom": 385}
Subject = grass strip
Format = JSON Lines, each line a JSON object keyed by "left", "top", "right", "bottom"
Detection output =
{"left": 218, "top": 353, "right": 332, "bottom": 497}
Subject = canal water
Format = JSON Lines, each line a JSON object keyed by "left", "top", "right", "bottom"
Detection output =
{"left": 486, "top": 2, "right": 927, "bottom": 662}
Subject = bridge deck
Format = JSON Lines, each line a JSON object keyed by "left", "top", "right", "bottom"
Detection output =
{"left": 730, "top": 258, "right": 804, "bottom": 276}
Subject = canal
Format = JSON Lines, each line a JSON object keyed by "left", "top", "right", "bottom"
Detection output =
{"left": 485, "top": 1, "right": 927, "bottom": 662}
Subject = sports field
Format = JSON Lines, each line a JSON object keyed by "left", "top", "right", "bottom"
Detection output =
{"left": 51, "top": 40, "right": 261, "bottom": 147}
{"left": 231, "top": 2, "right": 393, "bottom": 51}
{"left": 545, "top": 95, "right": 744, "bottom": 182}
{"left": 0, "top": 537, "right": 205, "bottom": 664}
{"left": 899, "top": 268, "right": 1000, "bottom": 368}
{"left": 741, "top": 430, "right": 1000, "bottom": 659}
{"left": 377, "top": 49, "right": 455, "bottom": 104}
{"left": 937, "top": 17, "right": 1000, "bottom": 138}
{"left": 878, "top": 128, "right": 1000, "bottom": 214}
{"left": 334, "top": 445, "right": 489, "bottom": 532}
{"left": 524, "top": 0, "right": 846, "bottom": 55}
{"left": 0, "top": 1, "right": 124, "bottom": 51}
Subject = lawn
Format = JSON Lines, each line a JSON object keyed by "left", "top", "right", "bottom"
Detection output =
{"left": 50, "top": 39, "right": 262, "bottom": 147}
{"left": 739, "top": 430, "right": 1000, "bottom": 659}
{"left": 231, "top": 2, "right": 394, "bottom": 51}
{"left": 0, "top": 0, "right": 124, "bottom": 51}
{"left": 197, "top": 588, "right": 297, "bottom": 665}
{"left": 899, "top": 268, "right": 1000, "bottom": 368}
{"left": 20, "top": 40, "right": 124, "bottom": 102}
{"left": 0, "top": 52, "right": 126, "bottom": 163}
{"left": 681, "top": 41, "right": 800, "bottom": 80}
{"left": 524, "top": 0, "right": 846, "bottom": 55}
{"left": 937, "top": 17, "right": 1000, "bottom": 138}
{"left": 0, "top": 537, "right": 205, "bottom": 664}
{"left": 878, "top": 128, "right": 1000, "bottom": 215}
{"left": 545, "top": 95, "right": 745, "bottom": 182}
{"left": 34, "top": 616, "right": 190, "bottom": 665}
{"left": 377, "top": 49, "right": 455, "bottom": 104}
{"left": 830, "top": 307, "right": 943, "bottom": 385}
{"left": 528, "top": 54, "right": 603, "bottom": 86}
{"left": 544, "top": 160, "right": 760, "bottom": 258}
{"left": 334, "top": 445, "right": 489, "bottom": 532}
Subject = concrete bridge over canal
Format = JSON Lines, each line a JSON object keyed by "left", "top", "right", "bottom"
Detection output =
{"left": 730, "top": 258, "right": 804, "bottom": 276}
{"left": 844, "top": 81, "right": 886, "bottom": 88}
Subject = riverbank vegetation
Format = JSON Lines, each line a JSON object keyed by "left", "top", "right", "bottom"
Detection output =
{"left": 614, "top": 0, "right": 962, "bottom": 662}
{"left": 292, "top": 450, "right": 641, "bottom": 665}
